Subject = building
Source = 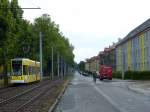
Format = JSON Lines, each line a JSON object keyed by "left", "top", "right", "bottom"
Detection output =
{"left": 85, "top": 56, "right": 99, "bottom": 73}
{"left": 85, "top": 59, "right": 90, "bottom": 72}
{"left": 90, "top": 56, "right": 99, "bottom": 73}
{"left": 108, "top": 45, "right": 116, "bottom": 71}
{"left": 116, "top": 18, "right": 150, "bottom": 72}
{"left": 98, "top": 45, "right": 116, "bottom": 71}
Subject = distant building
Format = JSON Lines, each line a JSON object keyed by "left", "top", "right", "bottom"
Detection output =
{"left": 85, "top": 59, "right": 90, "bottom": 72}
{"left": 85, "top": 56, "right": 99, "bottom": 73}
{"left": 98, "top": 45, "right": 116, "bottom": 71}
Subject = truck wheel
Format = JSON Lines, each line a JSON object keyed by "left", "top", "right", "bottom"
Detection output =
{"left": 99, "top": 78, "right": 103, "bottom": 81}
{"left": 108, "top": 78, "right": 112, "bottom": 80}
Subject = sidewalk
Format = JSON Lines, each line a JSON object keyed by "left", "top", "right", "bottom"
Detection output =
{"left": 128, "top": 81, "right": 150, "bottom": 95}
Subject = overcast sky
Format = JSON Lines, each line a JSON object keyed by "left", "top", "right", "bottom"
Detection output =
{"left": 18, "top": 0, "right": 150, "bottom": 63}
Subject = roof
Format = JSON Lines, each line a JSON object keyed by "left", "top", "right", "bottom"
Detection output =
{"left": 12, "top": 58, "right": 29, "bottom": 61}
{"left": 116, "top": 18, "right": 150, "bottom": 47}
{"left": 12, "top": 58, "right": 40, "bottom": 63}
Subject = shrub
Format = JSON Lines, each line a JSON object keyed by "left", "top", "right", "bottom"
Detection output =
{"left": 124, "top": 71, "right": 132, "bottom": 79}
{"left": 124, "top": 71, "right": 150, "bottom": 80}
{"left": 112, "top": 71, "right": 122, "bottom": 79}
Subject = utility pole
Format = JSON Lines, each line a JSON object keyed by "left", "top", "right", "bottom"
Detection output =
{"left": 57, "top": 52, "right": 60, "bottom": 78}
{"left": 122, "top": 51, "right": 125, "bottom": 80}
{"left": 62, "top": 58, "right": 64, "bottom": 78}
{"left": 51, "top": 46, "right": 54, "bottom": 79}
{"left": 64, "top": 62, "right": 66, "bottom": 77}
{"left": 40, "top": 32, "right": 43, "bottom": 81}
{"left": 60, "top": 56, "right": 63, "bottom": 78}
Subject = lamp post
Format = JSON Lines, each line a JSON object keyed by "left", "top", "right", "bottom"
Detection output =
{"left": 51, "top": 45, "right": 61, "bottom": 79}
{"left": 57, "top": 52, "right": 60, "bottom": 78}
{"left": 51, "top": 46, "right": 54, "bottom": 80}
{"left": 122, "top": 51, "right": 125, "bottom": 80}
{"left": 40, "top": 32, "right": 43, "bottom": 81}
{"left": 60, "top": 56, "right": 63, "bottom": 78}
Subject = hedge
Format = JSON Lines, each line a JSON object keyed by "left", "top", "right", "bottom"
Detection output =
{"left": 125, "top": 71, "right": 150, "bottom": 80}
{"left": 113, "top": 71, "right": 150, "bottom": 80}
{"left": 112, "top": 71, "right": 122, "bottom": 79}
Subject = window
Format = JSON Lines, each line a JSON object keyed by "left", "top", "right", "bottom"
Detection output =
{"left": 23, "top": 65, "right": 28, "bottom": 75}
{"left": 32, "top": 67, "right": 36, "bottom": 75}
{"left": 29, "top": 66, "right": 32, "bottom": 75}
{"left": 12, "top": 61, "right": 22, "bottom": 76}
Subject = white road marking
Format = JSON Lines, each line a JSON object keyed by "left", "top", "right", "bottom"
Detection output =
{"left": 92, "top": 84, "right": 127, "bottom": 112}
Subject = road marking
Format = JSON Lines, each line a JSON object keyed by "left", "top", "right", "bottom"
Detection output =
{"left": 93, "top": 84, "right": 126, "bottom": 112}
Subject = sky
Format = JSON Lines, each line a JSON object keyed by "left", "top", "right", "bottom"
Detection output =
{"left": 18, "top": 0, "right": 150, "bottom": 63}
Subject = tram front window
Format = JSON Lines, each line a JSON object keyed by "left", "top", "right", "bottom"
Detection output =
{"left": 12, "top": 61, "right": 22, "bottom": 76}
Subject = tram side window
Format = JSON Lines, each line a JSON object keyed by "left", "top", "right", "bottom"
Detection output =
{"left": 29, "top": 66, "right": 32, "bottom": 75}
{"left": 34, "top": 67, "right": 37, "bottom": 75}
{"left": 32, "top": 67, "right": 35, "bottom": 75}
{"left": 23, "top": 65, "right": 28, "bottom": 75}
{"left": 38, "top": 67, "right": 40, "bottom": 74}
{"left": 37, "top": 67, "right": 40, "bottom": 74}
{"left": 35, "top": 67, "right": 38, "bottom": 75}
{"left": 36, "top": 67, "right": 40, "bottom": 75}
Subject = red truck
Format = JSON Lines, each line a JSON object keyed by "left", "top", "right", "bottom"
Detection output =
{"left": 99, "top": 65, "right": 112, "bottom": 80}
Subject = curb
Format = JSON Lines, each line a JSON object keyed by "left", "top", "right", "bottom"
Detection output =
{"left": 48, "top": 80, "right": 69, "bottom": 112}
{"left": 128, "top": 85, "right": 150, "bottom": 96}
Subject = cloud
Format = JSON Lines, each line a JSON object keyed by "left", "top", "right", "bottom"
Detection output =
{"left": 19, "top": 0, "right": 150, "bottom": 63}
{"left": 74, "top": 47, "right": 99, "bottom": 63}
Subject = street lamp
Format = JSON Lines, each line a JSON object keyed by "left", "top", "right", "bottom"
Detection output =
{"left": 51, "top": 46, "right": 54, "bottom": 80}
{"left": 57, "top": 52, "right": 60, "bottom": 78}
{"left": 39, "top": 32, "right": 43, "bottom": 81}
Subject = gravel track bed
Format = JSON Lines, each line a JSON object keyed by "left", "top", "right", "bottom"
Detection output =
{"left": 20, "top": 80, "right": 65, "bottom": 112}
{"left": 0, "top": 79, "right": 62, "bottom": 112}
{"left": 0, "top": 80, "right": 50, "bottom": 102}
{"left": 0, "top": 85, "right": 36, "bottom": 101}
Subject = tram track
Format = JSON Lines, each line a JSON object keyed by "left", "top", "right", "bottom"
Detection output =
{"left": 0, "top": 83, "right": 41, "bottom": 103}
{"left": 0, "top": 84, "right": 35, "bottom": 96}
{"left": 0, "top": 79, "right": 62, "bottom": 112}
{"left": 16, "top": 82, "right": 58, "bottom": 112}
{"left": 0, "top": 86, "right": 17, "bottom": 95}
{"left": 0, "top": 80, "right": 50, "bottom": 105}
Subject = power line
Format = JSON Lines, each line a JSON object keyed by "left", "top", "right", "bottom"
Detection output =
{"left": 20, "top": 7, "right": 41, "bottom": 9}
{"left": 0, "top": 7, "right": 41, "bottom": 9}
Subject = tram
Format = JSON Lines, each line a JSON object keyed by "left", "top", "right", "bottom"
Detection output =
{"left": 10, "top": 58, "right": 40, "bottom": 83}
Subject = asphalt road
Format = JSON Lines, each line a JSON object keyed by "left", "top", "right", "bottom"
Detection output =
{"left": 54, "top": 72, "right": 150, "bottom": 112}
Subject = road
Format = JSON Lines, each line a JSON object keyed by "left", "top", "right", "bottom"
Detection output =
{"left": 54, "top": 72, "right": 150, "bottom": 112}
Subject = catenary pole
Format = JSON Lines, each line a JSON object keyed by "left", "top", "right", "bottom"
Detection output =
{"left": 57, "top": 52, "right": 60, "bottom": 78}
{"left": 51, "top": 46, "right": 54, "bottom": 79}
{"left": 40, "top": 32, "right": 43, "bottom": 80}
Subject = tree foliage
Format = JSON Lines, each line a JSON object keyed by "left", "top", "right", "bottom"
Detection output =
{"left": 0, "top": 0, "right": 74, "bottom": 75}
{"left": 78, "top": 61, "right": 85, "bottom": 71}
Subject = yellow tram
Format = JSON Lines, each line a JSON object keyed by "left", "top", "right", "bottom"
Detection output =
{"left": 10, "top": 58, "right": 40, "bottom": 83}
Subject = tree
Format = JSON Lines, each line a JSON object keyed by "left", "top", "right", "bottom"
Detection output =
{"left": 78, "top": 61, "right": 85, "bottom": 71}
{"left": 32, "top": 14, "right": 74, "bottom": 75}
{"left": 0, "top": 0, "right": 75, "bottom": 77}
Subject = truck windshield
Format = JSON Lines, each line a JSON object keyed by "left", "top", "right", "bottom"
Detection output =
{"left": 12, "top": 61, "right": 22, "bottom": 76}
